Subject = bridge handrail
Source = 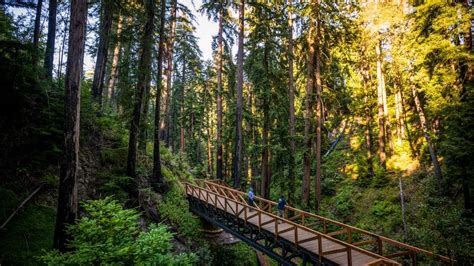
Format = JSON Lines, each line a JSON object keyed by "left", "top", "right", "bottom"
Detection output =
{"left": 200, "top": 180, "right": 454, "bottom": 264}
{"left": 184, "top": 182, "right": 401, "bottom": 266}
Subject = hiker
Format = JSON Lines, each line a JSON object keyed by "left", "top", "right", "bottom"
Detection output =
{"left": 248, "top": 187, "right": 255, "bottom": 211}
{"left": 278, "top": 195, "right": 286, "bottom": 221}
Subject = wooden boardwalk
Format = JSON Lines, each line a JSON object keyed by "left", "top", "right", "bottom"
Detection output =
{"left": 185, "top": 182, "right": 400, "bottom": 265}
{"left": 185, "top": 180, "right": 454, "bottom": 265}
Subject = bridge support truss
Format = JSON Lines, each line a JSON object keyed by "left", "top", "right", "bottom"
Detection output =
{"left": 187, "top": 195, "right": 336, "bottom": 266}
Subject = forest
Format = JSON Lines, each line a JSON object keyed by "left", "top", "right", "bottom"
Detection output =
{"left": 0, "top": 0, "right": 473, "bottom": 265}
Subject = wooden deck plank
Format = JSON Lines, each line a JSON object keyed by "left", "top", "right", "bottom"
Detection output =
{"left": 351, "top": 251, "right": 377, "bottom": 265}
{"left": 326, "top": 251, "right": 350, "bottom": 265}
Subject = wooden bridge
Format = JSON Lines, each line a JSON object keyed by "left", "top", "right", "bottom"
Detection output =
{"left": 184, "top": 180, "right": 453, "bottom": 266}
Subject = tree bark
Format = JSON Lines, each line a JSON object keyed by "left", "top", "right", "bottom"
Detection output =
{"left": 287, "top": 0, "right": 296, "bottom": 204}
{"left": 207, "top": 125, "right": 213, "bottom": 177}
{"left": 302, "top": 16, "right": 315, "bottom": 207}
{"left": 152, "top": 0, "right": 167, "bottom": 187}
{"left": 127, "top": 0, "right": 155, "bottom": 179}
{"left": 363, "top": 66, "right": 374, "bottom": 178}
{"left": 32, "top": 0, "right": 43, "bottom": 66}
{"left": 375, "top": 39, "right": 387, "bottom": 170}
{"left": 160, "top": 0, "right": 177, "bottom": 143}
{"left": 180, "top": 60, "right": 186, "bottom": 153}
{"left": 314, "top": 2, "right": 322, "bottom": 212}
{"left": 53, "top": 0, "right": 87, "bottom": 252}
{"left": 232, "top": 0, "right": 244, "bottom": 189}
{"left": 261, "top": 44, "right": 271, "bottom": 199}
{"left": 411, "top": 83, "right": 443, "bottom": 189}
{"left": 382, "top": 71, "right": 393, "bottom": 154}
{"left": 43, "top": 0, "right": 57, "bottom": 79}
{"left": 91, "top": 0, "right": 114, "bottom": 107}
{"left": 57, "top": 11, "right": 69, "bottom": 81}
{"left": 106, "top": 13, "right": 123, "bottom": 105}
{"left": 394, "top": 77, "right": 405, "bottom": 145}
{"left": 138, "top": 83, "right": 151, "bottom": 152}
{"left": 216, "top": 10, "right": 224, "bottom": 180}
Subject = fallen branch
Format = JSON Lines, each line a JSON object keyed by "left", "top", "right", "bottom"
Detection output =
{"left": 324, "top": 120, "right": 349, "bottom": 157}
{"left": 0, "top": 182, "right": 46, "bottom": 230}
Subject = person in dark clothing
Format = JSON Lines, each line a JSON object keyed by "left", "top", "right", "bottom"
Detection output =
{"left": 248, "top": 187, "right": 255, "bottom": 211}
{"left": 278, "top": 195, "right": 286, "bottom": 222}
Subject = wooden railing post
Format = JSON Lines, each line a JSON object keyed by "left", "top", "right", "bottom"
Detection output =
{"left": 411, "top": 252, "right": 417, "bottom": 266}
{"left": 347, "top": 248, "right": 352, "bottom": 266}
{"left": 294, "top": 227, "right": 299, "bottom": 248}
{"left": 275, "top": 219, "right": 279, "bottom": 242}
{"left": 318, "top": 235, "right": 323, "bottom": 263}
{"left": 258, "top": 211, "right": 262, "bottom": 231}
{"left": 244, "top": 205, "right": 248, "bottom": 225}
{"left": 377, "top": 238, "right": 383, "bottom": 256}
{"left": 348, "top": 228, "right": 352, "bottom": 244}
{"left": 323, "top": 220, "right": 327, "bottom": 234}
{"left": 302, "top": 213, "right": 305, "bottom": 226}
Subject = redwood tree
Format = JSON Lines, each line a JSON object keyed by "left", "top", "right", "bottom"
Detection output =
{"left": 232, "top": 0, "right": 244, "bottom": 188}
{"left": 91, "top": 0, "right": 114, "bottom": 106}
{"left": 127, "top": 0, "right": 155, "bottom": 179}
{"left": 53, "top": 0, "right": 88, "bottom": 251}
{"left": 152, "top": 0, "right": 167, "bottom": 187}
{"left": 44, "top": 0, "right": 57, "bottom": 78}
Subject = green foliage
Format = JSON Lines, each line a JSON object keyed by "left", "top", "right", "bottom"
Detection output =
{"left": 371, "top": 200, "right": 396, "bottom": 217}
{"left": 332, "top": 185, "right": 354, "bottom": 218}
{"left": 411, "top": 197, "right": 474, "bottom": 264}
{"left": 40, "top": 198, "right": 196, "bottom": 265}
{"left": 209, "top": 242, "right": 257, "bottom": 266}
{"left": 156, "top": 159, "right": 203, "bottom": 241}
{"left": 0, "top": 204, "right": 55, "bottom": 265}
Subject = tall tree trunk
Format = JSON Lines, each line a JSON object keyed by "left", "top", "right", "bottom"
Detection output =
{"left": 250, "top": 90, "right": 258, "bottom": 191}
{"left": 287, "top": 0, "right": 296, "bottom": 204}
{"left": 363, "top": 67, "right": 374, "bottom": 178}
{"left": 224, "top": 143, "right": 228, "bottom": 181}
{"left": 57, "top": 11, "right": 69, "bottom": 81}
{"left": 44, "top": 0, "right": 57, "bottom": 79}
{"left": 117, "top": 27, "right": 132, "bottom": 114}
{"left": 152, "top": 0, "right": 167, "bottom": 187}
{"left": 394, "top": 84, "right": 404, "bottom": 144}
{"left": 302, "top": 16, "right": 315, "bottom": 207}
{"left": 207, "top": 125, "right": 213, "bottom": 177}
{"left": 126, "top": 0, "right": 155, "bottom": 179}
{"left": 216, "top": 11, "right": 224, "bottom": 180}
{"left": 138, "top": 83, "right": 151, "bottom": 152}
{"left": 161, "top": 0, "right": 177, "bottom": 143}
{"left": 53, "top": 0, "right": 87, "bottom": 251}
{"left": 375, "top": 39, "right": 387, "bottom": 170}
{"left": 180, "top": 61, "right": 186, "bottom": 153}
{"left": 91, "top": 0, "right": 114, "bottom": 107}
{"left": 314, "top": 3, "right": 322, "bottom": 212}
{"left": 411, "top": 83, "right": 443, "bottom": 189}
{"left": 232, "top": 0, "right": 244, "bottom": 189}
{"left": 382, "top": 72, "right": 393, "bottom": 153}
{"left": 32, "top": 0, "right": 43, "bottom": 66}
{"left": 106, "top": 13, "right": 123, "bottom": 105}
{"left": 400, "top": 86, "right": 417, "bottom": 157}
{"left": 261, "top": 44, "right": 271, "bottom": 199}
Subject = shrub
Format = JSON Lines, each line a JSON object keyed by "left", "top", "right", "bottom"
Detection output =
{"left": 40, "top": 197, "right": 195, "bottom": 265}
